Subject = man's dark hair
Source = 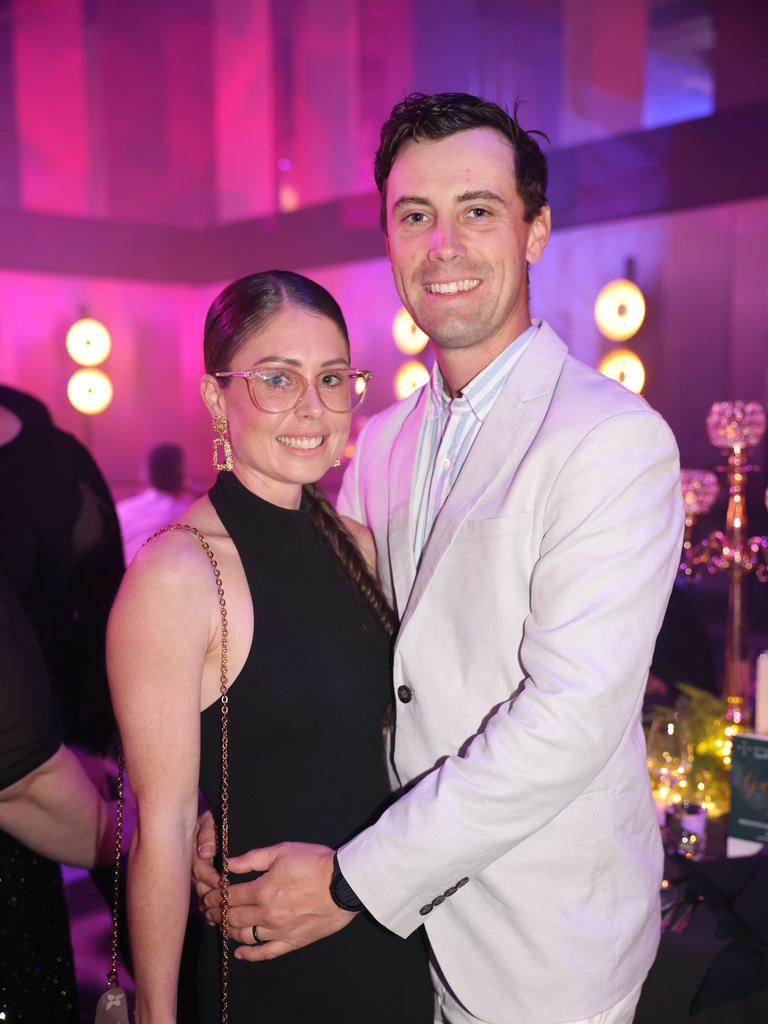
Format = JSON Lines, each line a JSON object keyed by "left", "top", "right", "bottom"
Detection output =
{"left": 374, "top": 92, "right": 549, "bottom": 231}
{"left": 148, "top": 443, "right": 185, "bottom": 493}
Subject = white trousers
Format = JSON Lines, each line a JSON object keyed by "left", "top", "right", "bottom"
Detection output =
{"left": 431, "top": 968, "right": 643, "bottom": 1024}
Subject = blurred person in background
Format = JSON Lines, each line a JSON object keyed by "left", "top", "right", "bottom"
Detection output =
{"left": 0, "top": 385, "right": 124, "bottom": 751}
{"left": 0, "top": 572, "right": 118, "bottom": 1020}
{"left": 117, "top": 442, "right": 199, "bottom": 564}
{"left": 0, "top": 387, "right": 124, "bottom": 1022}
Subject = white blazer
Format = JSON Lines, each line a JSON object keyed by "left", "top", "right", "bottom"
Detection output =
{"left": 337, "top": 323, "right": 684, "bottom": 1024}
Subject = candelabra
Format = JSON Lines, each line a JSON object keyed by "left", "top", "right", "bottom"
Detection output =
{"left": 679, "top": 402, "right": 768, "bottom": 723}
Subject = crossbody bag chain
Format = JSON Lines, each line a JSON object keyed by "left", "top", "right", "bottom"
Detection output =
{"left": 109, "top": 523, "right": 231, "bottom": 1022}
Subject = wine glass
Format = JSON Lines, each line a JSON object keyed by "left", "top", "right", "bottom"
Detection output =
{"left": 647, "top": 712, "right": 692, "bottom": 813}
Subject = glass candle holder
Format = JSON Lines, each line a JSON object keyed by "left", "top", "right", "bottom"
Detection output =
{"left": 706, "top": 401, "right": 766, "bottom": 451}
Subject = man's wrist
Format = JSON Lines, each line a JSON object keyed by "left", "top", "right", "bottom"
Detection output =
{"left": 329, "top": 852, "right": 364, "bottom": 912}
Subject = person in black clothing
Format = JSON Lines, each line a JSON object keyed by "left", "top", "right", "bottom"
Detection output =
{"left": 107, "top": 272, "right": 433, "bottom": 1023}
{"left": 0, "top": 386, "right": 124, "bottom": 752}
{"left": 0, "top": 389, "right": 125, "bottom": 1022}
{"left": 0, "top": 383, "right": 52, "bottom": 426}
{"left": 0, "top": 573, "right": 116, "bottom": 1021}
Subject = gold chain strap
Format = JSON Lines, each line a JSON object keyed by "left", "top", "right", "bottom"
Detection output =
{"left": 105, "top": 748, "right": 125, "bottom": 990}
{"left": 111, "top": 522, "right": 231, "bottom": 1022}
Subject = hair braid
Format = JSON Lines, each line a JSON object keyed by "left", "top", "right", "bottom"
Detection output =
{"left": 302, "top": 484, "right": 398, "bottom": 639}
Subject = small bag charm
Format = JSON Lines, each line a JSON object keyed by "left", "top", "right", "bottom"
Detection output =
{"left": 95, "top": 982, "right": 131, "bottom": 1024}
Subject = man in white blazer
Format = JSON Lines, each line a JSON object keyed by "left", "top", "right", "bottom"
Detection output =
{"left": 196, "top": 93, "right": 684, "bottom": 1024}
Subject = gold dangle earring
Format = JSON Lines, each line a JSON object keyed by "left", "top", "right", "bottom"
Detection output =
{"left": 212, "top": 415, "right": 234, "bottom": 472}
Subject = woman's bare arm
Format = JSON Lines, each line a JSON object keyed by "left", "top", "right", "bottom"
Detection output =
{"left": 108, "top": 534, "right": 217, "bottom": 1024}
{"left": 0, "top": 744, "right": 115, "bottom": 868}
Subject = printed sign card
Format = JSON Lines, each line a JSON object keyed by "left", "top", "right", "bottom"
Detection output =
{"left": 728, "top": 733, "right": 768, "bottom": 852}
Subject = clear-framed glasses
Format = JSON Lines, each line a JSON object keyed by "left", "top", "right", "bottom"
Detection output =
{"left": 214, "top": 367, "right": 372, "bottom": 414}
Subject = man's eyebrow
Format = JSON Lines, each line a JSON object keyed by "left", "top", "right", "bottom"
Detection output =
{"left": 391, "top": 190, "right": 508, "bottom": 213}
{"left": 455, "top": 189, "right": 508, "bottom": 206}
{"left": 391, "top": 195, "right": 432, "bottom": 213}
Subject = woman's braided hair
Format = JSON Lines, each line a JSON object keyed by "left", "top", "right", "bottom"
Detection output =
{"left": 204, "top": 270, "right": 397, "bottom": 638}
{"left": 302, "top": 483, "right": 397, "bottom": 638}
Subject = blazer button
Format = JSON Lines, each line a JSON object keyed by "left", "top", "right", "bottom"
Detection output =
{"left": 397, "top": 684, "right": 413, "bottom": 703}
{"left": 419, "top": 904, "right": 433, "bottom": 916}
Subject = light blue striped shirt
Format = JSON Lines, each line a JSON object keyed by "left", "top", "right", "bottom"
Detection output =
{"left": 412, "top": 322, "right": 538, "bottom": 563}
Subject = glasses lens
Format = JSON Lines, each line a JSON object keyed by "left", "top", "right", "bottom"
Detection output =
{"left": 248, "top": 369, "right": 303, "bottom": 412}
{"left": 317, "top": 371, "right": 368, "bottom": 412}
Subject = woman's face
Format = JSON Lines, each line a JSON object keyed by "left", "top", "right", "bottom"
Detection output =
{"left": 202, "top": 303, "right": 352, "bottom": 509}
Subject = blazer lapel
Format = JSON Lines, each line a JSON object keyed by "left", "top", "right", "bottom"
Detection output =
{"left": 385, "top": 387, "right": 429, "bottom": 617}
{"left": 399, "top": 324, "right": 568, "bottom": 631}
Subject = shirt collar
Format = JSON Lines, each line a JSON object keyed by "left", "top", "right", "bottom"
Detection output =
{"left": 425, "top": 322, "right": 538, "bottom": 423}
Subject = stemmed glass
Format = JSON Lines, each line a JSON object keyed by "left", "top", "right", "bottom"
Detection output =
{"left": 647, "top": 713, "right": 707, "bottom": 857}
{"left": 647, "top": 713, "right": 692, "bottom": 815}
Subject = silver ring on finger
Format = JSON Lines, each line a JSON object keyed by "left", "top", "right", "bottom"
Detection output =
{"left": 252, "top": 924, "right": 265, "bottom": 946}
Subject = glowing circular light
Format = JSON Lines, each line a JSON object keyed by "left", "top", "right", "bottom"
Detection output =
{"left": 594, "top": 279, "right": 646, "bottom": 341}
{"left": 67, "top": 368, "right": 114, "bottom": 414}
{"left": 278, "top": 182, "right": 300, "bottom": 213}
{"left": 65, "top": 318, "right": 112, "bottom": 366}
{"left": 394, "top": 360, "right": 430, "bottom": 400}
{"left": 392, "top": 308, "right": 429, "bottom": 355}
{"left": 597, "top": 349, "right": 646, "bottom": 394}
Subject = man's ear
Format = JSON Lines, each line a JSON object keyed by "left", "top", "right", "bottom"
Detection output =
{"left": 200, "top": 374, "right": 226, "bottom": 420}
{"left": 526, "top": 205, "right": 551, "bottom": 265}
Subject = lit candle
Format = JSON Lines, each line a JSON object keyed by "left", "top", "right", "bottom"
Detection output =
{"left": 756, "top": 651, "right": 768, "bottom": 735}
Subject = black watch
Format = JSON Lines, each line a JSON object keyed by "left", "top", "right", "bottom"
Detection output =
{"left": 329, "top": 853, "right": 364, "bottom": 912}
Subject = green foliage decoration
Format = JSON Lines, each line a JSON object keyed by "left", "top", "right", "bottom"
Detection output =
{"left": 645, "top": 683, "right": 733, "bottom": 817}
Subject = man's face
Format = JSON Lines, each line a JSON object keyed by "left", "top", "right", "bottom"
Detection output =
{"left": 384, "top": 127, "right": 549, "bottom": 360}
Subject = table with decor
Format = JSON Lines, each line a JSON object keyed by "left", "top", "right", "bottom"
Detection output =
{"left": 637, "top": 400, "right": 768, "bottom": 1023}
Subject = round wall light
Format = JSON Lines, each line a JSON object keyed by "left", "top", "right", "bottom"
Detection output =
{"left": 394, "top": 360, "right": 430, "bottom": 400}
{"left": 66, "top": 318, "right": 112, "bottom": 366}
{"left": 597, "top": 349, "right": 646, "bottom": 394}
{"left": 67, "top": 368, "right": 114, "bottom": 414}
{"left": 594, "top": 279, "right": 646, "bottom": 341}
{"left": 393, "top": 308, "right": 429, "bottom": 355}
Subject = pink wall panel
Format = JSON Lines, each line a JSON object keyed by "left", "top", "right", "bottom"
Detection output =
{"left": 94, "top": 0, "right": 215, "bottom": 224}
{"left": 356, "top": 0, "right": 415, "bottom": 195}
{"left": 0, "top": 271, "right": 214, "bottom": 493}
{"left": 12, "top": 0, "right": 90, "bottom": 215}
{"left": 561, "top": 0, "right": 649, "bottom": 144}
{"left": 292, "top": 0, "right": 359, "bottom": 207}
{"left": 213, "top": 0, "right": 275, "bottom": 221}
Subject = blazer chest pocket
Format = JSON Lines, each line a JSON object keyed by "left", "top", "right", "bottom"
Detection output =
{"left": 459, "top": 510, "right": 533, "bottom": 539}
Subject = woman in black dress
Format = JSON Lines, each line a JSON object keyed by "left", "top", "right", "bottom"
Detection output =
{"left": 108, "top": 271, "right": 433, "bottom": 1023}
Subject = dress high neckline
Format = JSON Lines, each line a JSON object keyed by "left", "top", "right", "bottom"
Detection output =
{"left": 209, "top": 470, "right": 313, "bottom": 557}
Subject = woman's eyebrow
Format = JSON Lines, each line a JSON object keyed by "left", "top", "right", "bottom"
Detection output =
{"left": 253, "top": 356, "right": 349, "bottom": 367}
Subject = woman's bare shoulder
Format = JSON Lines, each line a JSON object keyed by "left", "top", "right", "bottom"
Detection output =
{"left": 339, "top": 515, "right": 377, "bottom": 575}
{"left": 121, "top": 496, "right": 228, "bottom": 597}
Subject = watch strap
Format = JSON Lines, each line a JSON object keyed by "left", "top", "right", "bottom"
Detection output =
{"left": 330, "top": 852, "right": 364, "bottom": 912}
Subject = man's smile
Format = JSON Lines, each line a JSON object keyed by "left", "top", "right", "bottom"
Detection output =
{"left": 423, "top": 278, "right": 481, "bottom": 295}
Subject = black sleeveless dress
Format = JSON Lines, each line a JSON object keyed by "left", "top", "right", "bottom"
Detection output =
{"left": 197, "top": 472, "right": 433, "bottom": 1023}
